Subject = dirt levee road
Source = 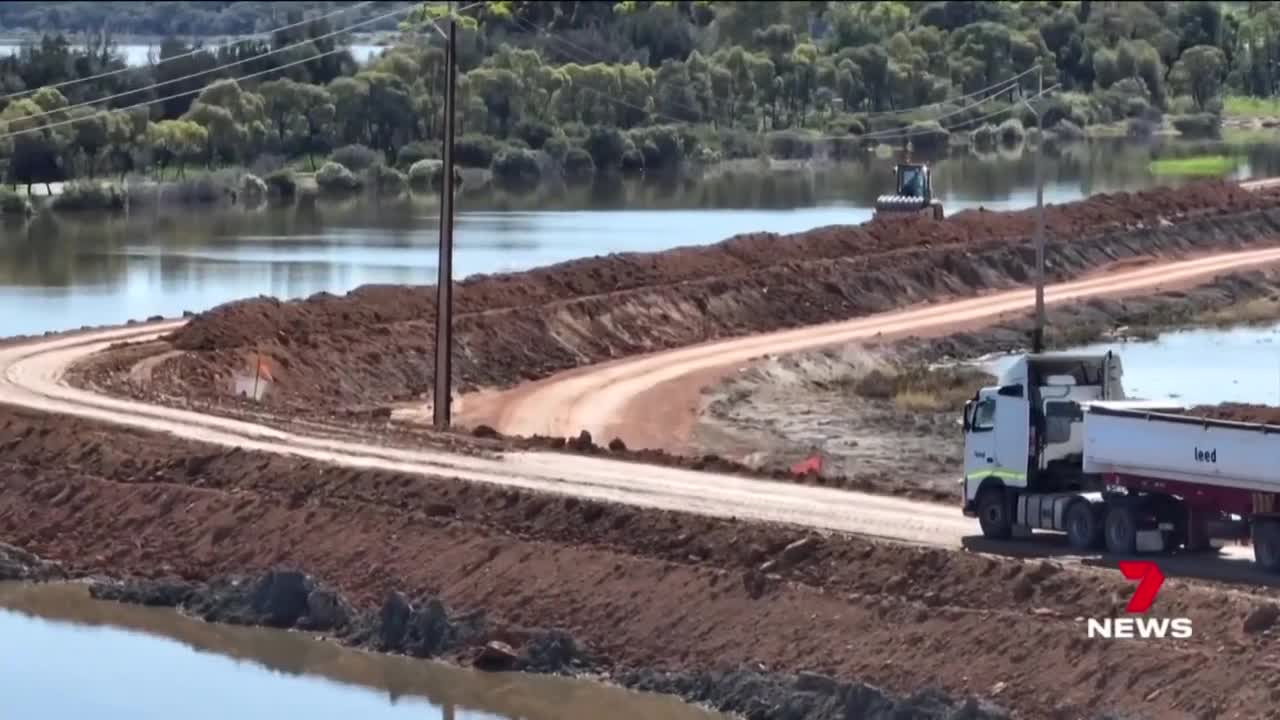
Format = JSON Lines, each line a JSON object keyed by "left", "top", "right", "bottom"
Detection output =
{"left": 9, "top": 252, "right": 1280, "bottom": 566}
{"left": 483, "top": 245, "right": 1280, "bottom": 446}
{"left": 88, "top": 181, "right": 1280, "bottom": 424}
{"left": 8, "top": 401, "right": 1280, "bottom": 720}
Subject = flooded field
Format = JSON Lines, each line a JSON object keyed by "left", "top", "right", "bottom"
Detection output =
{"left": 0, "top": 582, "right": 726, "bottom": 720}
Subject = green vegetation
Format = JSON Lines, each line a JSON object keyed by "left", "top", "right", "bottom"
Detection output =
{"left": 264, "top": 169, "right": 298, "bottom": 199}
{"left": 851, "top": 365, "right": 993, "bottom": 413}
{"left": 1148, "top": 154, "right": 1238, "bottom": 177}
{"left": 315, "top": 160, "right": 362, "bottom": 193}
{"left": 367, "top": 163, "right": 407, "bottom": 195}
{"left": 0, "top": 1, "right": 1275, "bottom": 206}
{"left": 49, "top": 181, "right": 127, "bottom": 211}
{"left": 1223, "top": 95, "right": 1280, "bottom": 119}
{"left": 0, "top": 187, "right": 32, "bottom": 216}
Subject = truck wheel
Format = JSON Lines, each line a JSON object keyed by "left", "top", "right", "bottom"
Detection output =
{"left": 977, "top": 487, "right": 1012, "bottom": 540}
{"left": 1253, "top": 520, "right": 1280, "bottom": 572}
{"left": 1066, "top": 500, "right": 1102, "bottom": 551}
{"left": 1104, "top": 505, "right": 1138, "bottom": 555}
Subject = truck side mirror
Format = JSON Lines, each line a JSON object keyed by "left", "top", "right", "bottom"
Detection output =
{"left": 962, "top": 401, "right": 973, "bottom": 431}
{"left": 997, "top": 383, "right": 1024, "bottom": 398}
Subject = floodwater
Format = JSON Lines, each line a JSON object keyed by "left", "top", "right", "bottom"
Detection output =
{"left": 0, "top": 582, "right": 726, "bottom": 720}
{"left": 2, "top": 138, "right": 1279, "bottom": 337}
{"left": 984, "top": 322, "right": 1280, "bottom": 406}
{"left": 0, "top": 42, "right": 387, "bottom": 65}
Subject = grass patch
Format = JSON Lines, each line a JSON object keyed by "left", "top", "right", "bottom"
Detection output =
{"left": 1222, "top": 127, "right": 1278, "bottom": 145}
{"left": 1194, "top": 296, "right": 1280, "bottom": 328}
{"left": 1148, "top": 154, "right": 1238, "bottom": 177}
{"left": 852, "top": 365, "right": 993, "bottom": 412}
{"left": 1223, "top": 95, "right": 1280, "bottom": 119}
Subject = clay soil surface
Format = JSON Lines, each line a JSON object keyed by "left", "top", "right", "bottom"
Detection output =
{"left": 1187, "top": 403, "right": 1280, "bottom": 424}
{"left": 6, "top": 403, "right": 1280, "bottom": 719}
{"left": 693, "top": 270, "right": 1280, "bottom": 494}
{"left": 69, "top": 181, "right": 1280, "bottom": 428}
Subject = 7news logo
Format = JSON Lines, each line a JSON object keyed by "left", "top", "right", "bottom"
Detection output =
{"left": 1086, "top": 561, "right": 1193, "bottom": 639}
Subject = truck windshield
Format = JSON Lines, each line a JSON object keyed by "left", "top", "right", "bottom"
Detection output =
{"left": 899, "top": 168, "right": 922, "bottom": 197}
{"left": 971, "top": 397, "right": 996, "bottom": 430}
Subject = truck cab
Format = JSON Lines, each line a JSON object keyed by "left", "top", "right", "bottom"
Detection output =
{"left": 960, "top": 351, "right": 1280, "bottom": 569}
{"left": 961, "top": 352, "right": 1126, "bottom": 535}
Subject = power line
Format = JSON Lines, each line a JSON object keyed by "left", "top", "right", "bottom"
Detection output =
{"left": 0, "top": 1, "right": 375, "bottom": 103}
{"left": 0, "top": 46, "right": 347, "bottom": 142}
{"left": 509, "top": 12, "right": 1045, "bottom": 141}
{"left": 855, "top": 66, "right": 1040, "bottom": 119}
{"left": 0, "top": 1, "right": 426, "bottom": 127}
{"left": 861, "top": 79, "right": 1040, "bottom": 141}
{"left": 0, "top": 1, "right": 484, "bottom": 143}
{"left": 865, "top": 83, "right": 1061, "bottom": 143}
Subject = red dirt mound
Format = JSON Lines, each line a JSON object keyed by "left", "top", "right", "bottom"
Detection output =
{"left": 4, "top": 404, "right": 1280, "bottom": 719}
{"left": 172, "top": 181, "right": 1273, "bottom": 352}
{"left": 88, "top": 181, "right": 1280, "bottom": 421}
{"left": 1189, "top": 403, "right": 1280, "bottom": 425}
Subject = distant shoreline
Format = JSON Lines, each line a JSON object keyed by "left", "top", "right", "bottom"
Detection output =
{"left": 0, "top": 30, "right": 394, "bottom": 46}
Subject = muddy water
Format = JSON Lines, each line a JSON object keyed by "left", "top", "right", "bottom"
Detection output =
{"left": 984, "top": 322, "right": 1280, "bottom": 406}
{"left": 2, "top": 138, "right": 1279, "bottom": 337}
{"left": 0, "top": 582, "right": 725, "bottom": 720}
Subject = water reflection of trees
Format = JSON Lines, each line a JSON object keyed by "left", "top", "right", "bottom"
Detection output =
{"left": 3, "top": 137, "right": 1279, "bottom": 292}
{"left": 0, "top": 583, "right": 720, "bottom": 720}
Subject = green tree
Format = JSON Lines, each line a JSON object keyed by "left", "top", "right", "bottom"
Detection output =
{"left": 146, "top": 119, "right": 207, "bottom": 178}
{"left": 1171, "top": 45, "right": 1227, "bottom": 111}
{"left": 184, "top": 79, "right": 267, "bottom": 165}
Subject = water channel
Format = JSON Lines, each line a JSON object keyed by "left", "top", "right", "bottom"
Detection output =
{"left": 0, "top": 582, "right": 726, "bottom": 720}
{"left": 4, "top": 138, "right": 1279, "bottom": 338}
{"left": 983, "top": 322, "right": 1280, "bottom": 406}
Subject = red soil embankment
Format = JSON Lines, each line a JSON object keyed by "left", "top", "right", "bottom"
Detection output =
{"left": 3, "top": 404, "right": 1280, "bottom": 719}
{"left": 88, "top": 181, "right": 1280, "bottom": 420}
{"left": 1190, "top": 403, "right": 1280, "bottom": 424}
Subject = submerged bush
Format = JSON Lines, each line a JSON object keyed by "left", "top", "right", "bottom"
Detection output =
{"left": 491, "top": 148, "right": 542, "bottom": 190}
{"left": 407, "top": 159, "right": 462, "bottom": 191}
{"left": 50, "top": 181, "right": 128, "bottom": 212}
{"left": 396, "top": 141, "right": 436, "bottom": 170}
{"left": 765, "top": 129, "right": 817, "bottom": 160}
{"left": 0, "top": 187, "right": 32, "bottom": 216}
{"left": 514, "top": 119, "right": 554, "bottom": 149}
{"left": 239, "top": 173, "right": 267, "bottom": 206}
{"left": 906, "top": 120, "right": 949, "bottom": 151}
{"left": 971, "top": 123, "right": 997, "bottom": 150}
{"left": 330, "top": 144, "right": 380, "bottom": 172}
{"left": 368, "top": 164, "right": 407, "bottom": 195}
{"left": 315, "top": 161, "right": 363, "bottom": 193}
{"left": 620, "top": 148, "right": 645, "bottom": 175}
{"left": 455, "top": 133, "right": 504, "bottom": 168}
{"left": 264, "top": 169, "right": 298, "bottom": 199}
{"left": 1171, "top": 113, "right": 1221, "bottom": 139}
{"left": 562, "top": 147, "right": 596, "bottom": 184}
{"left": 997, "top": 117, "right": 1026, "bottom": 146}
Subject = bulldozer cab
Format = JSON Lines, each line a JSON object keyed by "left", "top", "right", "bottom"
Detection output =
{"left": 895, "top": 163, "right": 930, "bottom": 201}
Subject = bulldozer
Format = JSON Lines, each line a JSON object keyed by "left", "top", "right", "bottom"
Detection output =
{"left": 873, "top": 163, "right": 943, "bottom": 220}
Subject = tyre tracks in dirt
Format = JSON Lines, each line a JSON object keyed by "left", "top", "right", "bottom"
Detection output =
{"left": 10, "top": 246, "right": 1280, "bottom": 580}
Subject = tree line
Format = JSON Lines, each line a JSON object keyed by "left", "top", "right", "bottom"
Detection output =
{"left": 0, "top": 1, "right": 1275, "bottom": 195}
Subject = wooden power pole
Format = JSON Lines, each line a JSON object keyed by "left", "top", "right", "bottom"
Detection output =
{"left": 433, "top": 12, "right": 458, "bottom": 430}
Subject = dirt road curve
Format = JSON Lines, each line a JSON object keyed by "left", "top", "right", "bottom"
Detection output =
{"left": 8, "top": 245, "right": 1280, "bottom": 564}
{"left": 488, "top": 244, "right": 1280, "bottom": 446}
{"left": 0, "top": 324, "right": 975, "bottom": 545}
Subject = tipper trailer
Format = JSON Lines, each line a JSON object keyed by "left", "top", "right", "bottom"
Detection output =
{"left": 961, "top": 352, "right": 1280, "bottom": 570}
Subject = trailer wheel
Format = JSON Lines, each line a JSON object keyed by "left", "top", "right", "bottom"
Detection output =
{"left": 1104, "top": 505, "right": 1138, "bottom": 555}
{"left": 1253, "top": 520, "right": 1280, "bottom": 572}
{"left": 1066, "top": 501, "right": 1102, "bottom": 551}
{"left": 977, "top": 486, "right": 1012, "bottom": 540}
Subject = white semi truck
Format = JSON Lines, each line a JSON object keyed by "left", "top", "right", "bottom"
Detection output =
{"left": 961, "top": 352, "right": 1280, "bottom": 570}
